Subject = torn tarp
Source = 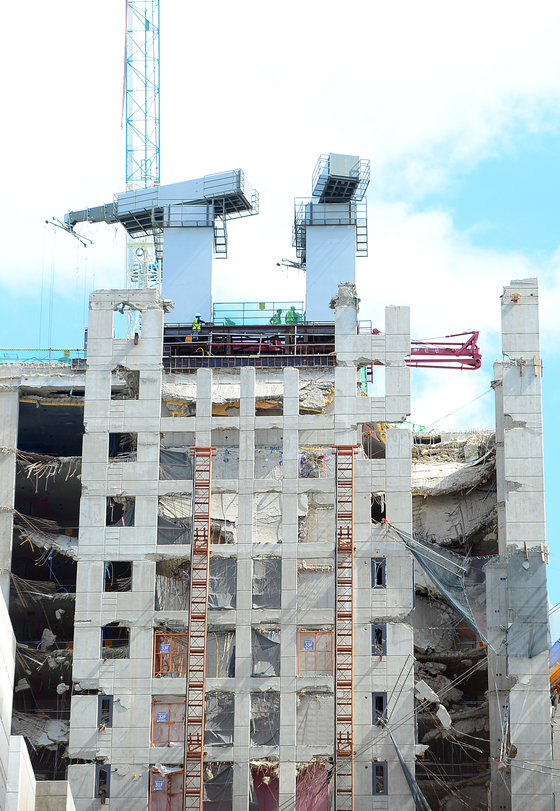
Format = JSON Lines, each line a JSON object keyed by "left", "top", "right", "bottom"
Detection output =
{"left": 391, "top": 526, "right": 489, "bottom": 647}
{"left": 252, "top": 629, "right": 280, "bottom": 677}
{"left": 250, "top": 692, "right": 280, "bottom": 746}
{"left": 205, "top": 692, "right": 234, "bottom": 745}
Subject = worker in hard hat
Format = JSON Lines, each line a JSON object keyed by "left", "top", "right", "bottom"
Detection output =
{"left": 191, "top": 313, "right": 204, "bottom": 341}
{"left": 285, "top": 306, "right": 302, "bottom": 325}
{"left": 270, "top": 309, "right": 283, "bottom": 325}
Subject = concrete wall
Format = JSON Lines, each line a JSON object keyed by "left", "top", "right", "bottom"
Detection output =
{"left": 305, "top": 225, "right": 356, "bottom": 321}
{"left": 162, "top": 226, "right": 214, "bottom": 323}
{"left": 35, "top": 781, "right": 76, "bottom": 811}
{"left": 490, "top": 278, "right": 553, "bottom": 811}
{"left": 0, "top": 595, "right": 16, "bottom": 809}
{"left": 6, "top": 736, "right": 35, "bottom": 811}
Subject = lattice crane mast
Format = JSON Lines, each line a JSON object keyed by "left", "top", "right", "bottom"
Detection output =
{"left": 123, "top": 0, "right": 161, "bottom": 334}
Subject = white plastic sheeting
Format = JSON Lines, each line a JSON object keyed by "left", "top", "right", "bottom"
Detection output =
{"left": 208, "top": 558, "right": 237, "bottom": 609}
{"left": 251, "top": 629, "right": 280, "bottom": 677}
{"left": 296, "top": 693, "right": 333, "bottom": 746}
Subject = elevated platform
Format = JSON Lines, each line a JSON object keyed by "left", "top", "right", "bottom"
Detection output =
{"left": 311, "top": 154, "right": 370, "bottom": 203}
{"left": 65, "top": 170, "right": 258, "bottom": 238}
{"left": 163, "top": 323, "right": 336, "bottom": 370}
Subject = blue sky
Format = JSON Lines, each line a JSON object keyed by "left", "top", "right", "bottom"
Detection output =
{"left": 2, "top": 3, "right": 560, "bottom": 613}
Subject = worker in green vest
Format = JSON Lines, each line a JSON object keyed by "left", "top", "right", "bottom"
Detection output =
{"left": 192, "top": 313, "right": 203, "bottom": 341}
{"left": 285, "top": 306, "right": 301, "bottom": 324}
{"left": 270, "top": 309, "right": 282, "bottom": 325}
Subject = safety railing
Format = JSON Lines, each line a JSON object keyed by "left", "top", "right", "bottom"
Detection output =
{"left": 0, "top": 348, "right": 87, "bottom": 364}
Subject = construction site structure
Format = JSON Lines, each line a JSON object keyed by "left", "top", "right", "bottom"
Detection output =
{"left": 0, "top": 156, "right": 557, "bottom": 811}
{"left": 124, "top": 0, "right": 161, "bottom": 336}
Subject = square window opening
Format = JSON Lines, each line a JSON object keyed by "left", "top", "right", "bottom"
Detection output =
{"left": 101, "top": 623, "right": 130, "bottom": 659}
{"left": 111, "top": 367, "right": 139, "bottom": 400}
{"left": 108, "top": 432, "right": 137, "bottom": 459}
{"left": 106, "top": 496, "right": 135, "bottom": 526}
{"left": 104, "top": 561, "right": 132, "bottom": 592}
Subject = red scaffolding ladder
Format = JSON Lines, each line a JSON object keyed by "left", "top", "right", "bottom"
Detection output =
{"left": 184, "top": 447, "right": 215, "bottom": 809}
{"left": 334, "top": 445, "right": 357, "bottom": 811}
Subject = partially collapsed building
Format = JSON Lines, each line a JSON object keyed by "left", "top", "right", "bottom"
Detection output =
{"left": 0, "top": 156, "right": 557, "bottom": 810}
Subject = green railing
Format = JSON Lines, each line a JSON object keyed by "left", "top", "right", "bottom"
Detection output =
{"left": 0, "top": 349, "right": 87, "bottom": 365}
{"left": 212, "top": 301, "right": 305, "bottom": 326}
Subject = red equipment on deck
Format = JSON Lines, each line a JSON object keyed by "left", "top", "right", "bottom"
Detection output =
{"left": 406, "top": 331, "right": 481, "bottom": 370}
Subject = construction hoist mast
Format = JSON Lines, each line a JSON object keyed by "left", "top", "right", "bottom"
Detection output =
{"left": 334, "top": 446, "right": 357, "bottom": 810}
{"left": 124, "top": 0, "right": 161, "bottom": 335}
{"left": 184, "top": 448, "right": 214, "bottom": 809}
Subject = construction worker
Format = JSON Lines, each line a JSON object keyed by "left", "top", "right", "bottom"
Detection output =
{"left": 285, "top": 306, "right": 301, "bottom": 325}
{"left": 191, "top": 313, "right": 204, "bottom": 341}
{"left": 270, "top": 309, "right": 282, "bottom": 325}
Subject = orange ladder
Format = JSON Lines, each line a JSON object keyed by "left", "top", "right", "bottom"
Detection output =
{"left": 334, "top": 446, "right": 357, "bottom": 810}
{"left": 184, "top": 447, "right": 215, "bottom": 809}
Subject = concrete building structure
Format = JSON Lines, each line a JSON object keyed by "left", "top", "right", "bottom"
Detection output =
{"left": 0, "top": 156, "right": 557, "bottom": 810}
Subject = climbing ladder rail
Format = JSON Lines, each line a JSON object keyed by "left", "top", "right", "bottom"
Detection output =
{"left": 334, "top": 446, "right": 357, "bottom": 810}
{"left": 184, "top": 447, "right": 215, "bottom": 809}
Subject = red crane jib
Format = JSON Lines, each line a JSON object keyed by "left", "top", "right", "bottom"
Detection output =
{"left": 406, "top": 331, "right": 481, "bottom": 370}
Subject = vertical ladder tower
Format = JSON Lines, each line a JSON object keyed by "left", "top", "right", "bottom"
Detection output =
{"left": 184, "top": 447, "right": 214, "bottom": 808}
{"left": 334, "top": 446, "right": 357, "bottom": 810}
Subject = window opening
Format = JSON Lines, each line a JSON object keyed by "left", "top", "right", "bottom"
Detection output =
{"left": 371, "top": 558, "right": 386, "bottom": 588}
{"left": 252, "top": 558, "right": 281, "bottom": 608}
{"left": 151, "top": 699, "right": 185, "bottom": 746}
{"left": 106, "top": 497, "right": 135, "bottom": 526}
{"left": 372, "top": 693, "right": 387, "bottom": 724}
{"left": 101, "top": 623, "right": 130, "bottom": 659}
{"left": 108, "top": 432, "right": 137, "bottom": 459}
{"left": 297, "top": 629, "right": 333, "bottom": 675}
{"left": 372, "top": 761, "right": 387, "bottom": 795}
{"left": 371, "top": 493, "right": 386, "bottom": 522}
{"left": 98, "top": 696, "right": 113, "bottom": 728}
{"left": 371, "top": 624, "right": 386, "bottom": 657}
{"left": 104, "top": 561, "right": 132, "bottom": 592}
{"left": 111, "top": 367, "right": 139, "bottom": 400}
{"left": 153, "top": 631, "right": 188, "bottom": 677}
{"left": 96, "top": 764, "right": 110, "bottom": 803}
{"left": 149, "top": 768, "right": 183, "bottom": 809}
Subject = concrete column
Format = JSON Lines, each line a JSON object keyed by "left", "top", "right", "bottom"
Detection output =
{"left": 0, "top": 388, "right": 18, "bottom": 604}
{"left": 232, "top": 367, "right": 255, "bottom": 810}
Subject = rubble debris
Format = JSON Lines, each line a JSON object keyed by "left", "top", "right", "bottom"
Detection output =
{"left": 11, "top": 710, "right": 69, "bottom": 750}
{"left": 415, "top": 679, "right": 440, "bottom": 704}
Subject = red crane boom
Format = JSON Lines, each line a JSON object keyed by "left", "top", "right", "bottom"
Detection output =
{"left": 405, "top": 331, "right": 481, "bottom": 370}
